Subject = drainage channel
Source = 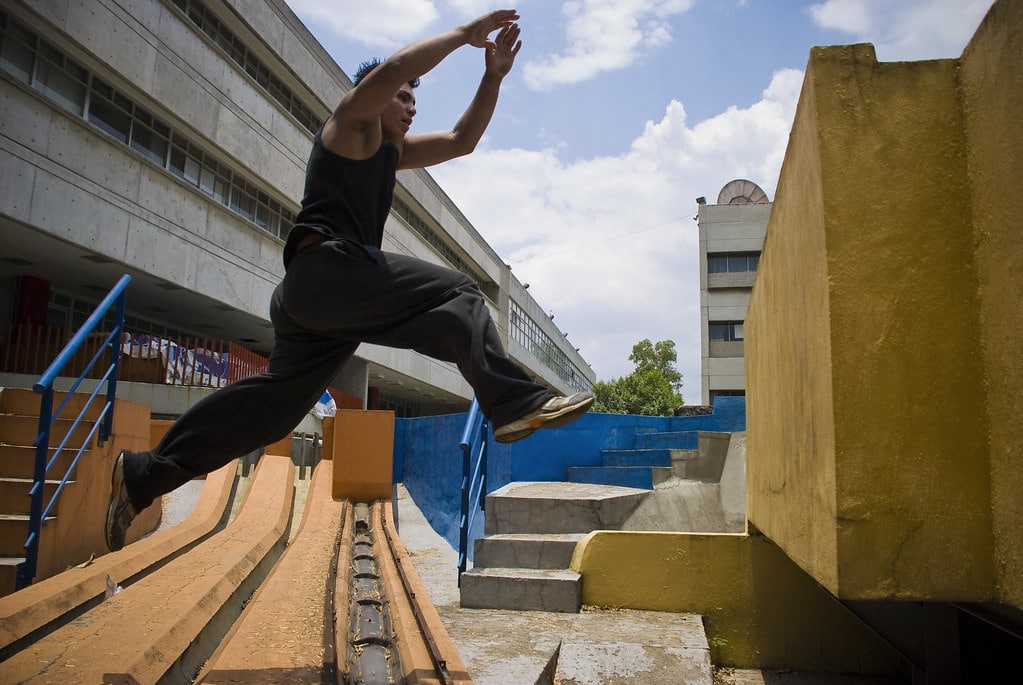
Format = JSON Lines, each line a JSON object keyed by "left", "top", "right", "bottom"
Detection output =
{"left": 346, "top": 502, "right": 401, "bottom": 683}
{"left": 341, "top": 501, "right": 467, "bottom": 685}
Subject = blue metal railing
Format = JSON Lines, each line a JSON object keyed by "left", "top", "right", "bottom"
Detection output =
{"left": 17, "top": 274, "right": 131, "bottom": 590}
{"left": 457, "top": 396, "right": 488, "bottom": 585}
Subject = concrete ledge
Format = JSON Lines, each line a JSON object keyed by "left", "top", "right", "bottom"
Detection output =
{"left": 0, "top": 461, "right": 236, "bottom": 659}
{"left": 571, "top": 530, "right": 905, "bottom": 675}
{"left": 474, "top": 533, "right": 585, "bottom": 569}
{"left": 484, "top": 482, "right": 648, "bottom": 534}
{"left": 460, "top": 567, "right": 582, "bottom": 613}
{"left": 198, "top": 459, "right": 346, "bottom": 684}
{"left": 0, "top": 455, "right": 295, "bottom": 684}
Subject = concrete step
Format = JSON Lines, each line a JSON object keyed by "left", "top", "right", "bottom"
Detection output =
{"left": 460, "top": 567, "right": 582, "bottom": 613}
{"left": 0, "top": 478, "right": 63, "bottom": 516}
{"left": 484, "top": 481, "right": 649, "bottom": 535}
{"left": 0, "top": 514, "right": 53, "bottom": 557}
{"left": 473, "top": 533, "right": 585, "bottom": 569}
{"left": 567, "top": 465, "right": 673, "bottom": 490}
{"left": 0, "top": 444, "right": 77, "bottom": 481}
{"left": 0, "top": 414, "right": 96, "bottom": 448}
{"left": 550, "top": 610, "right": 714, "bottom": 684}
{"left": 600, "top": 447, "right": 673, "bottom": 467}
{"left": 0, "top": 557, "right": 21, "bottom": 597}
{"left": 636, "top": 429, "right": 699, "bottom": 450}
{"left": 0, "top": 388, "right": 105, "bottom": 420}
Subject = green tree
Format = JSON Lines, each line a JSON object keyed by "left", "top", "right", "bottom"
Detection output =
{"left": 593, "top": 339, "right": 684, "bottom": 415}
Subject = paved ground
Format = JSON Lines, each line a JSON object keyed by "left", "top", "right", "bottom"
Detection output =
{"left": 154, "top": 471, "right": 908, "bottom": 683}
{"left": 393, "top": 484, "right": 716, "bottom": 685}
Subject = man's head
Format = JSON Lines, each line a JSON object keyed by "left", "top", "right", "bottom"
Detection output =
{"left": 353, "top": 59, "right": 420, "bottom": 89}
{"left": 353, "top": 59, "right": 419, "bottom": 140}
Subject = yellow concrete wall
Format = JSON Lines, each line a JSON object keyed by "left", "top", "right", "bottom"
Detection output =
{"left": 572, "top": 530, "right": 904, "bottom": 674}
{"left": 959, "top": 0, "right": 1023, "bottom": 614}
{"left": 746, "top": 0, "right": 1021, "bottom": 604}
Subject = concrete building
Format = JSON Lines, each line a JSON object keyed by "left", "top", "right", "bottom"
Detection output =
{"left": 0, "top": 0, "right": 593, "bottom": 418}
{"left": 696, "top": 179, "right": 770, "bottom": 406}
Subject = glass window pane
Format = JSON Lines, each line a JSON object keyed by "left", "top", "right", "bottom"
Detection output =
{"left": 183, "top": 155, "right": 201, "bottom": 185}
{"left": 212, "top": 174, "right": 229, "bottom": 204}
{"left": 733, "top": 323, "right": 744, "bottom": 341}
{"left": 727, "top": 254, "right": 748, "bottom": 272}
{"left": 0, "top": 25, "right": 34, "bottom": 83}
{"left": 231, "top": 183, "right": 255, "bottom": 220}
{"left": 130, "top": 121, "right": 169, "bottom": 165}
{"left": 748, "top": 253, "right": 760, "bottom": 270}
{"left": 708, "top": 255, "right": 728, "bottom": 273}
{"left": 88, "top": 93, "right": 131, "bottom": 143}
{"left": 709, "top": 323, "right": 728, "bottom": 341}
{"left": 199, "top": 164, "right": 217, "bottom": 195}
{"left": 35, "top": 57, "right": 87, "bottom": 113}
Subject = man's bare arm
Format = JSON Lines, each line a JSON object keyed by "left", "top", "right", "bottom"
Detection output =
{"left": 399, "top": 21, "right": 521, "bottom": 170}
{"left": 322, "top": 10, "right": 520, "bottom": 161}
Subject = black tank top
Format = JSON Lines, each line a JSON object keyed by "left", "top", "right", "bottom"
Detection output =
{"left": 283, "top": 134, "right": 399, "bottom": 268}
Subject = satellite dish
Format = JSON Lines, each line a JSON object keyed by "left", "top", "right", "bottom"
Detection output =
{"left": 717, "top": 179, "right": 769, "bottom": 205}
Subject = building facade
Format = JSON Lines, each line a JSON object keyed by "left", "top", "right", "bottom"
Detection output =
{"left": 696, "top": 179, "right": 770, "bottom": 406}
{"left": 0, "top": 0, "right": 593, "bottom": 417}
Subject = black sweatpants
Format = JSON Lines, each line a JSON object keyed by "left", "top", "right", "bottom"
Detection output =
{"left": 123, "top": 240, "right": 551, "bottom": 510}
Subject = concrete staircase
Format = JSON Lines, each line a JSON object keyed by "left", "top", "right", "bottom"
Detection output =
{"left": 567, "top": 428, "right": 699, "bottom": 489}
{"left": 459, "top": 481, "right": 649, "bottom": 613}
{"left": 0, "top": 390, "right": 100, "bottom": 596}
{"left": 568, "top": 429, "right": 733, "bottom": 490}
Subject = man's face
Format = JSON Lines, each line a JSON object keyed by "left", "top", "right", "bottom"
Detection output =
{"left": 382, "top": 83, "right": 416, "bottom": 139}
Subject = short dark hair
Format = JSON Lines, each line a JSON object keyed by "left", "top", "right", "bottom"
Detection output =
{"left": 353, "top": 58, "right": 420, "bottom": 88}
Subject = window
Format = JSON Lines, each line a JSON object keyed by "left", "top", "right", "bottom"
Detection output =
{"left": 170, "top": 0, "right": 322, "bottom": 135}
{"left": 88, "top": 78, "right": 132, "bottom": 143}
{"left": 0, "top": 15, "right": 34, "bottom": 83}
{"left": 709, "top": 321, "right": 744, "bottom": 342}
{"left": 0, "top": 13, "right": 297, "bottom": 241}
{"left": 35, "top": 39, "right": 87, "bottom": 114}
{"left": 708, "top": 251, "right": 760, "bottom": 274}
{"left": 509, "top": 301, "right": 592, "bottom": 392}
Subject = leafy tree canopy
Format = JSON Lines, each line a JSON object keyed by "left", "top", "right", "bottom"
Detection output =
{"left": 593, "top": 339, "right": 683, "bottom": 415}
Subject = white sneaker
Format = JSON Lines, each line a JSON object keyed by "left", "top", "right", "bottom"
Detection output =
{"left": 493, "top": 392, "right": 595, "bottom": 444}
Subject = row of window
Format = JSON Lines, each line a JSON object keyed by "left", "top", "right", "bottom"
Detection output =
{"left": 391, "top": 198, "right": 489, "bottom": 293}
{"left": 169, "top": 0, "right": 322, "bottom": 135}
{"left": 708, "top": 251, "right": 760, "bottom": 274}
{"left": 47, "top": 289, "right": 197, "bottom": 345}
{"left": 509, "top": 302, "right": 592, "bottom": 393}
{"left": 0, "top": 11, "right": 296, "bottom": 240}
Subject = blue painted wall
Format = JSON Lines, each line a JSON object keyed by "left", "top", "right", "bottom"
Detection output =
{"left": 393, "top": 396, "right": 746, "bottom": 551}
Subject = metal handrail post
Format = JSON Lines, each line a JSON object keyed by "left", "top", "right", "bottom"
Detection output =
{"left": 18, "top": 386, "right": 54, "bottom": 589}
{"left": 101, "top": 285, "right": 128, "bottom": 443}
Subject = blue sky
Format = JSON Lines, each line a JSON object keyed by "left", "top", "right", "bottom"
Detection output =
{"left": 285, "top": 0, "right": 995, "bottom": 404}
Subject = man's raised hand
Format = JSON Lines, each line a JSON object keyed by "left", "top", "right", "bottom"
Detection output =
{"left": 485, "top": 22, "right": 522, "bottom": 77}
{"left": 463, "top": 9, "right": 519, "bottom": 49}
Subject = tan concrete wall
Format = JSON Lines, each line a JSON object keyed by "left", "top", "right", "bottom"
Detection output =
{"left": 959, "top": 0, "right": 1023, "bottom": 611}
{"left": 746, "top": 0, "right": 1021, "bottom": 604}
{"left": 572, "top": 531, "right": 904, "bottom": 673}
{"left": 331, "top": 410, "right": 394, "bottom": 501}
{"left": 38, "top": 398, "right": 159, "bottom": 579}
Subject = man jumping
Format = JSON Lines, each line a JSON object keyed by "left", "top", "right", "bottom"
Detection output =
{"left": 106, "top": 9, "right": 593, "bottom": 551}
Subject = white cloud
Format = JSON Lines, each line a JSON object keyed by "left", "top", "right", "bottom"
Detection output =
{"left": 288, "top": 0, "right": 439, "bottom": 48}
{"left": 809, "top": 0, "right": 996, "bottom": 61}
{"left": 442, "top": 0, "right": 499, "bottom": 17}
{"left": 522, "top": 0, "right": 696, "bottom": 91}
{"left": 430, "top": 68, "right": 800, "bottom": 398}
